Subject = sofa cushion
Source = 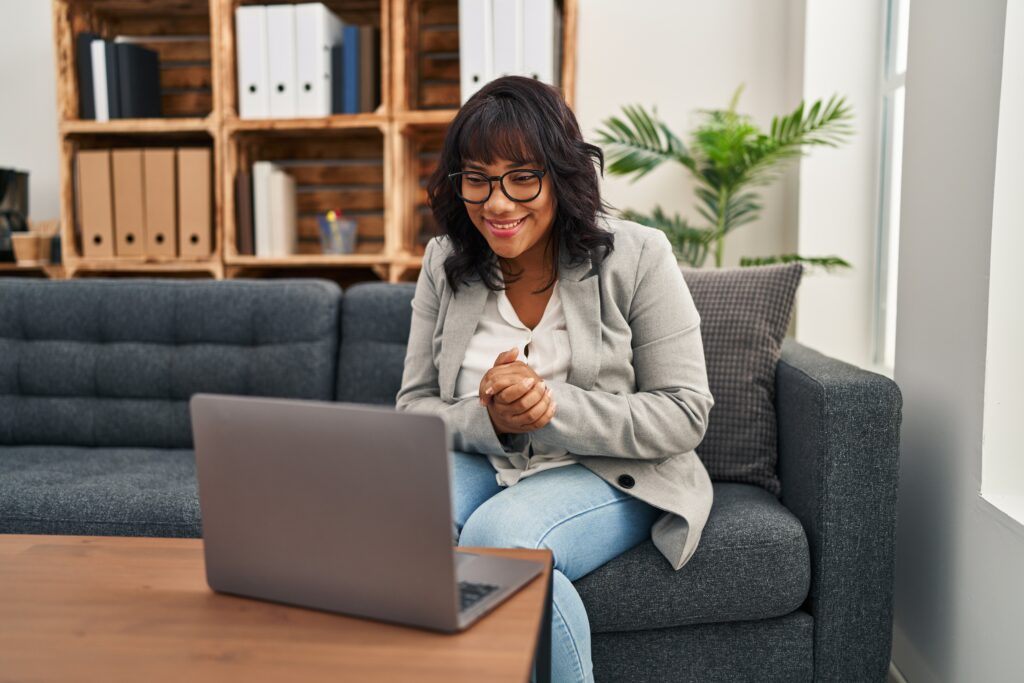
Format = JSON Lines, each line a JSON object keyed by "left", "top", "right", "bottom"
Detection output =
{"left": 575, "top": 482, "right": 810, "bottom": 632}
{"left": 680, "top": 263, "right": 803, "bottom": 496}
{"left": 337, "top": 282, "right": 416, "bottom": 405}
{"left": 0, "top": 278, "right": 341, "bottom": 448}
{"left": 0, "top": 446, "right": 200, "bottom": 537}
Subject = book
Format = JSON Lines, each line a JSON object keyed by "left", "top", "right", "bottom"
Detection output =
{"left": 269, "top": 167, "right": 297, "bottom": 256}
{"left": 252, "top": 161, "right": 274, "bottom": 257}
{"left": 342, "top": 24, "right": 360, "bottom": 114}
{"left": 235, "top": 169, "right": 254, "bottom": 256}
{"left": 358, "top": 25, "right": 378, "bottom": 113}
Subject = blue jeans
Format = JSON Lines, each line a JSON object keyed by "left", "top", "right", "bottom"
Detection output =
{"left": 450, "top": 450, "right": 662, "bottom": 683}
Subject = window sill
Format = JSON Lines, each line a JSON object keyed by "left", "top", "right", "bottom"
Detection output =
{"left": 977, "top": 493, "right": 1024, "bottom": 540}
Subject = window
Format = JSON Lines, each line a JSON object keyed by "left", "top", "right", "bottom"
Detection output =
{"left": 981, "top": 0, "right": 1024, "bottom": 527}
{"left": 873, "top": 0, "right": 910, "bottom": 369}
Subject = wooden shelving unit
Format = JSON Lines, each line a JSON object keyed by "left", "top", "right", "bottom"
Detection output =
{"left": 50, "top": 0, "right": 577, "bottom": 283}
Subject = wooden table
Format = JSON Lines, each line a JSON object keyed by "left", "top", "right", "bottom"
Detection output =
{"left": 0, "top": 535, "right": 553, "bottom": 682}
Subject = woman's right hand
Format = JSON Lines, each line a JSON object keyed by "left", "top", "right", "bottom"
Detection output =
{"left": 481, "top": 348, "right": 557, "bottom": 435}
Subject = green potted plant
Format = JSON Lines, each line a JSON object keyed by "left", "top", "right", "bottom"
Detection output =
{"left": 595, "top": 86, "right": 855, "bottom": 270}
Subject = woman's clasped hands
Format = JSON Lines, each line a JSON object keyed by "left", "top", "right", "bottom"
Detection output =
{"left": 478, "top": 347, "right": 557, "bottom": 434}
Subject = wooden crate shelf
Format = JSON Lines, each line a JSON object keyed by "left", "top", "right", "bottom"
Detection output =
{"left": 66, "top": 259, "right": 222, "bottom": 279}
{"left": 0, "top": 263, "right": 66, "bottom": 279}
{"left": 224, "top": 114, "right": 389, "bottom": 133}
{"left": 50, "top": 0, "right": 577, "bottom": 283}
{"left": 61, "top": 117, "right": 215, "bottom": 135}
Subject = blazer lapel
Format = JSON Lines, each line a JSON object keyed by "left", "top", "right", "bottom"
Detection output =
{"left": 438, "top": 281, "right": 489, "bottom": 401}
{"left": 559, "top": 245, "right": 602, "bottom": 390}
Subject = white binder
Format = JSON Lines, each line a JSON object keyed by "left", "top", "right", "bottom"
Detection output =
{"left": 522, "top": 0, "right": 559, "bottom": 86}
{"left": 91, "top": 39, "right": 109, "bottom": 122}
{"left": 267, "top": 4, "right": 298, "bottom": 118}
{"left": 269, "top": 167, "right": 297, "bottom": 256}
{"left": 252, "top": 161, "right": 274, "bottom": 257}
{"left": 296, "top": 3, "right": 345, "bottom": 118}
{"left": 236, "top": 5, "right": 270, "bottom": 119}
{"left": 459, "top": 0, "right": 493, "bottom": 104}
{"left": 492, "top": 0, "right": 521, "bottom": 78}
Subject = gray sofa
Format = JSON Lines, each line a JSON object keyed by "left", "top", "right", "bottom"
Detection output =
{"left": 0, "top": 277, "right": 902, "bottom": 682}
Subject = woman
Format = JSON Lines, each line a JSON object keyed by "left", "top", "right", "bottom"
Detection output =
{"left": 396, "top": 75, "right": 714, "bottom": 683}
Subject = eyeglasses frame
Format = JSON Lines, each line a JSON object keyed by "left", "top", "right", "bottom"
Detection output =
{"left": 447, "top": 168, "right": 547, "bottom": 204}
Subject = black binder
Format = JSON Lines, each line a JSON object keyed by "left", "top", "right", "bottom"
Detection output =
{"left": 331, "top": 44, "right": 344, "bottom": 114}
{"left": 116, "top": 43, "right": 161, "bottom": 118}
{"left": 75, "top": 31, "right": 100, "bottom": 119}
{"left": 102, "top": 40, "right": 122, "bottom": 119}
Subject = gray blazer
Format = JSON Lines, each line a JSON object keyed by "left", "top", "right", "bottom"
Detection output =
{"left": 395, "top": 217, "right": 715, "bottom": 570}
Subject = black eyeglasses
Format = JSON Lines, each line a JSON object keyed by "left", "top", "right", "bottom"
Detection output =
{"left": 448, "top": 169, "right": 547, "bottom": 204}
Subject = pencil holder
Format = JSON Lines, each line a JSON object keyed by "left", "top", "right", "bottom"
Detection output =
{"left": 317, "top": 214, "right": 357, "bottom": 254}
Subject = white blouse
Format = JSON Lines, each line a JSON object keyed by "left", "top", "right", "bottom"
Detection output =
{"left": 454, "top": 277, "right": 576, "bottom": 486}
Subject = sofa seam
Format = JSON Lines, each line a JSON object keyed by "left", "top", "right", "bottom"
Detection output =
{"left": 1, "top": 515, "right": 197, "bottom": 528}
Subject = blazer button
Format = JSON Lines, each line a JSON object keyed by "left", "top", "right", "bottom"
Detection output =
{"left": 617, "top": 474, "right": 635, "bottom": 489}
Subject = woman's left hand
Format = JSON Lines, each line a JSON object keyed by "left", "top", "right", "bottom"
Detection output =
{"left": 479, "top": 347, "right": 556, "bottom": 433}
{"left": 479, "top": 347, "right": 545, "bottom": 405}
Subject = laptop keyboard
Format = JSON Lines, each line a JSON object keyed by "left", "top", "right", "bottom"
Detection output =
{"left": 458, "top": 581, "right": 499, "bottom": 611}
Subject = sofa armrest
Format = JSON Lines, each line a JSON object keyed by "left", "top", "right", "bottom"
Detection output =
{"left": 775, "top": 339, "right": 902, "bottom": 683}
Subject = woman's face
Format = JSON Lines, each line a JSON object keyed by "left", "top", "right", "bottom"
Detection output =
{"left": 459, "top": 157, "right": 557, "bottom": 270}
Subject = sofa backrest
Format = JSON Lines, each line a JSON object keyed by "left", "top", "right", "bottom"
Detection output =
{"left": 0, "top": 278, "right": 341, "bottom": 448}
{"left": 336, "top": 282, "right": 415, "bottom": 405}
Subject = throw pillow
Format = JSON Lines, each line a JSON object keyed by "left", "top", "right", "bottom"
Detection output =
{"left": 679, "top": 262, "right": 803, "bottom": 496}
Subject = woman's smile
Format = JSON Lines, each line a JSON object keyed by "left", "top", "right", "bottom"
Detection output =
{"left": 485, "top": 216, "right": 528, "bottom": 238}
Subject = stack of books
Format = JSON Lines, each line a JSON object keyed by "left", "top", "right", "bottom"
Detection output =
{"left": 458, "top": 0, "right": 562, "bottom": 105}
{"left": 235, "top": 162, "right": 297, "bottom": 258}
{"left": 236, "top": 2, "right": 381, "bottom": 119}
{"left": 75, "top": 148, "right": 211, "bottom": 259}
{"left": 75, "top": 34, "right": 162, "bottom": 121}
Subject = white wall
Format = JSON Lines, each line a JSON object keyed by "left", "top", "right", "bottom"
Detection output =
{"left": 0, "top": 0, "right": 60, "bottom": 222}
{"left": 794, "top": 0, "right": 884, "bottom": 369}
{"left": 892, "top": 1, "right": 1024, "bottom": 682}
{"left": 574, "top": 0, "right": 803, "bottom": 270}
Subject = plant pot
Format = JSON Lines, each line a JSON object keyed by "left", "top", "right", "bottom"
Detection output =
{"left": 11, "top": 233, "right": 47, "bottom": 265}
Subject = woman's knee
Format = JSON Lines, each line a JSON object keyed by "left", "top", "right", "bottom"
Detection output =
{"left": 457, "top": 495, "right": 547, "bottom": 551}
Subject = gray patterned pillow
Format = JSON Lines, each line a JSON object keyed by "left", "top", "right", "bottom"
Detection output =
{"left": 679, "top": 263, "right": 804, "bottom": 496}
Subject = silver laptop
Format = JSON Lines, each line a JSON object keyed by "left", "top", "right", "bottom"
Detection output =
{"left": 189, "top": 393, "right": 545, "bottom": 633}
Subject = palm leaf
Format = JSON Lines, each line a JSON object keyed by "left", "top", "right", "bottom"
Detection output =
{"left": 619, "top": 206, "right": 715, "bottom": 267}
{"left": 738, "top": 254, "right": 852, "bottom": 271}
{"left": 743, "top": 94, "right": 854, "bottom": 186}
{"left": 594, "top": 104, "right": 696, "bottom": 179}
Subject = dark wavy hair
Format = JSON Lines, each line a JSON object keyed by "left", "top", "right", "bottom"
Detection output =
{"left": 426, "top": 75, "right": 615, "bottom": 294}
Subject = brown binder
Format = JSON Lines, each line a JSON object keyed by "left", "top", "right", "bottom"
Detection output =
{"left": 76, "top": 149, "right": 115, "bottom": 258}
{"left": 177, "top": 147, "right": 212, "bottom": 258}
{"left": 111, "top": 149, "right": 146, "bottom": 257}
{"left": 143, "top": 149, "right": 178, "bottom": 257}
